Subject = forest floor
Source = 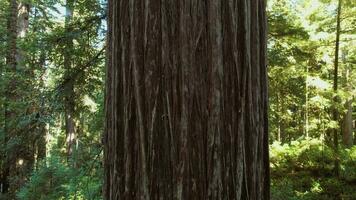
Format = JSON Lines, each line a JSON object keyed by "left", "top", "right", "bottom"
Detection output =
{"left": 271, "top": 170, "right": 356, "bottom": 200}
{"left": 270, "top": 139, "right": 356, "bottom": 200}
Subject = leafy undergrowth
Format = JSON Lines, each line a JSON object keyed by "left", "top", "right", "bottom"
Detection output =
{"left": 17, "top": 151, "right": 103, "bottom": 200}
{"left": 16, "top": 138, "right": 355, "bottom": 200}
{"left": 270, "top": 138, "right": 356, "bottom": 200}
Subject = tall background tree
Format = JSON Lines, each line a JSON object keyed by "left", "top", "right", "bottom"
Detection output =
{"left": 0, "top": 0, "right": 106, "bottom": 199}
{"left": 1, "top": 0, "right": 34, "bottom": 197}
{"left": 268, "top": 0, "right": 355, "bottom": 199}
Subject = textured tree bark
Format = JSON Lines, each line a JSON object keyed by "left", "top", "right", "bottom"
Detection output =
{"left": 104, "top": 0, "right": 269, "bottom": 199}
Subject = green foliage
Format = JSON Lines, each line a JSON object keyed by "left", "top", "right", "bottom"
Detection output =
{"left": 271, "top": 175, "right": 356, "bottom": 200}
{"left": 17, "top": 153, "right": 103, "bottom": 200}
{"left": 270, "top": 138, "right": 335, "bottom": 172}
{"left": 340, "top": 146, "right": 356, "bottom": 181}
{"left": 0, "top": 0, "right": 105, "bottom": 198}
{"left": 271, "top": 139, "right": 356, "bottom": 200}
{"left": 268, "top": 0, "right": 356, "bottom": 144}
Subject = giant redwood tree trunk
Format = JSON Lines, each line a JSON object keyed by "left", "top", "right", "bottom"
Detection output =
{"left": 104, "top": 0, "right": 269, "bottom": 199}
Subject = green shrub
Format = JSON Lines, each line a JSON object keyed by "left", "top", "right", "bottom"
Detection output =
{"left": 270, "top": 138, "right": 345, "bottom": 174}
{"left": 271, "top": 138, "right": 356, "bottom": 200}
{"left": 340, "top": 146, "right": 356, "bottom": 182}
{"left": 17, "top": 154, "right": 102, "bottom": 200}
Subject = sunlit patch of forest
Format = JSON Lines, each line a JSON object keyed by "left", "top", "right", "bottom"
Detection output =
{"left": 268, "top": 0, "right": 355, "bottom": 199}
{"left": 0, "top": 0, "right": 355, "bottom": 199}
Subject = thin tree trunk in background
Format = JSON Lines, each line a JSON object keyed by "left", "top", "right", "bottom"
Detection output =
{"left": 36, "top": 123, "right": 47, "bottom": 162}
{"left": 104, "top": 0, "right": 269, "bottom": 199}
{"left": 17, "top": 3, "right": 34, "bottom": 184}
{"left": 1, "top": 0, "right": 18, "bottom": 195}
{"left": 1, "top": 0, "right": 31, "bottom": 197}
{"left": 35, "top": 88, "right": 47, "bottom": 166}
{"left": 305, "top": 64, "right": 309, "bottom": 138}
{"left": 332, "top": 0, "right": 342, "bottom": 177}
{"left": 64, "top": 0, "right": 77, "bottom": 161}
{"left": 341, "top": 59, "right": 353, "bottom": 148}
{"left": 277, "top": 94, "right": 281, "bottom": 142}
{"left": 280, "top": 93, "right": 286, "bottom": 143}
{"left": 342, "top": 99, "right": 353, "bottom": 147}
{"left": 276, "top": 91, "right": 286, "bottom": 143}
{"left": 36, "top": 51, "right": 48, "bottom": 163}
{"left": 31, "top": 8, "right": 47, "bottom": 165}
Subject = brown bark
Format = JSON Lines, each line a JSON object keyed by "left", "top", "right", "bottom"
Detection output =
{"left": 104, "top": 0, "right": 270, "bottom": 199}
